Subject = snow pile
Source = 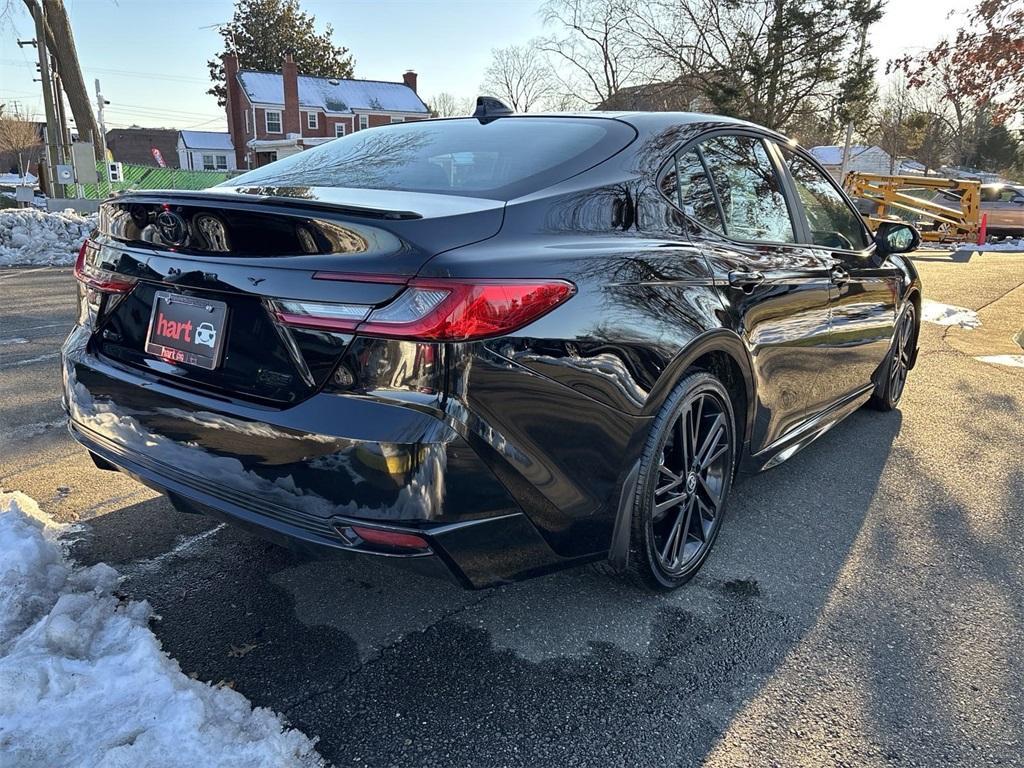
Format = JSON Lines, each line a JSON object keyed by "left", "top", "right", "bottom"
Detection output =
{"left": 958, "top": 238, "right": 1024, "bottom": 253}
{"left": 921, "top": 298, "right": 981, "bottom": 329}
{"left": 935, "top": 238, "right": 1024, "bottom": 253}
{"left": 0, "top": 208, "right": 96, "bottom": 266}
{"left": 976, "top": 354, "right": 1024, "bottom": 368}
{"left": 0, "top": 491, "right": 323, "bottom": 768}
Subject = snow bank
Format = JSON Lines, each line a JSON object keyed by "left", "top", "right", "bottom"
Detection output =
{"left": 921, "top": 299, "right": 981, "bottom": 329}
{"left": 960, "top": 238, "right": 1024, "bottom": 253}
{"left": 0, "top": 209, "right": 96, "bottom": 267}
{"left": 975, "top": 354, "right": 1024, "bottom": 368}
{"left": 0, "top": 491, "right": 323, "bottom": 768}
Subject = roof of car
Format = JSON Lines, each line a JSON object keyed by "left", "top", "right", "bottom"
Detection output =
{"left": 503, "top": 110, "right": 760, "bottom": 127}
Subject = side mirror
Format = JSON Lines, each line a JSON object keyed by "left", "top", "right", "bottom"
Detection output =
{"left": 875, "top": 221, "right": 921, "bottom": 256}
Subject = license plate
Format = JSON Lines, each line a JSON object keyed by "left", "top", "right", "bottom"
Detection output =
{"left": 145, "top": 291, "right": 228, "bottom": 370}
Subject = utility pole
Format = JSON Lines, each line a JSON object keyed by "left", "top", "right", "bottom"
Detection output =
{"left": 94, "top": 79, "right": 109, "bottom": 161}
{"left": 838, "top": 21, "right": 869, "bottom": 188}
{"left": 21, "top": 0, "right": 103, "bottom": 161}
{"left": 28, "top": 0, "right": 65, "bottom": 198}
{"left": 838, "top": 1, "right": 883, "bottom": 186}
{"left": 95, "top": 79, "right": 110, "bottom": 197}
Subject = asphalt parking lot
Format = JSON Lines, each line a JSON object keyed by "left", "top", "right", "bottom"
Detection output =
{"left": 2, "top": 250, "right": 1022, "bottom": 767}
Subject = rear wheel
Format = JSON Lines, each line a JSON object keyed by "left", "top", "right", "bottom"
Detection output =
{"left": 869, "top": 302, "right": 916, "bottom": 411}
{"left": 626, "top": 371, "right": 737, "bottom": 591}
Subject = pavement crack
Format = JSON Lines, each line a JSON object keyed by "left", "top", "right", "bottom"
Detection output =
{"left": 972, "top": 279, "right": 1024, "bottom": 315}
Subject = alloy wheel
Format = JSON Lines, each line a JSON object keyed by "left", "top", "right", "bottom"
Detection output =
{"left": 651, "top": 390, "right": 733, "bottom": 576}
{"left": 889, "top": 306, "right": 915, "bottom": 403}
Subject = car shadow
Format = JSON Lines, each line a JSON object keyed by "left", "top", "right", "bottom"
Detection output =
{"left": 63, "top": 404, "right": 927, "bottom": 766}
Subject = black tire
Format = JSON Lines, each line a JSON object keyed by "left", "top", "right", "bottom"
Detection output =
{"left": 625, "top": 371, "right": 737, "bottom": 591}
{"left": 869, "top": 302, "right": 916, "bottom": 411}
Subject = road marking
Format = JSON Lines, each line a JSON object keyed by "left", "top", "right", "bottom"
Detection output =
{"left": 0, "top": 338, "right": 29, "bottom": 345}
{"left": 7, "top": 352, "right": 61, "bottom": 367}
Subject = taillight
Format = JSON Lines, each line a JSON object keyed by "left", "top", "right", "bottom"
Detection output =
{"left": 274, "top": 278, "right": 575, "bottom": 341}
{"left": 361, "top": 279, "right": 575, "bottom": 340}
{"left": 273, "top": 300, "right": 369, "bottom": 332}
{"left": 74, "top": 240, "right": 137, "bottom": 293}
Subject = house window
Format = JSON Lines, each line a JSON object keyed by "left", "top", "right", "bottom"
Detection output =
{"left": 202, "top": 154, "right": 228, "bottom": 171}
{"left": 390, "top": 116, "right": 404, "bottom": 124}
{"left": 358, "top": 114, "right": 368, "bottom": 131}
{"left": 306, "top": 112, "right": 318, "bottom": 130}
{"left": 335, "top": 123, "right": 346, "bottom": 138}
{"left": 265, "top": 110, "right": 282, "bottom": 133}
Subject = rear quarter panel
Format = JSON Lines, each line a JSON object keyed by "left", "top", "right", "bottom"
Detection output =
{"left": 418, "top": 145, "right": 735, "bottom": 556}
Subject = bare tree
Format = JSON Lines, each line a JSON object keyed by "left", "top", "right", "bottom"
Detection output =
{"left": 867, "top": 76, "right": 924, "bottom": 174}
{"left": 629, "top": 0, "right": 867, "bottom": 132}
{"left": 427, "top": 92, "right": 472, "bottom": 118}
{"left": 538, "top": 0, "right": 648, "bottom": 107}
{"left": 0, "top": 103, "right": 42, "bottom": 175}
{"left": 481, "top": 41, "right": 553, "bottom": 113}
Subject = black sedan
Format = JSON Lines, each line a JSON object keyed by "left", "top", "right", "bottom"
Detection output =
{"left": 63, "top": 105, "right": 921, "bottom": 591}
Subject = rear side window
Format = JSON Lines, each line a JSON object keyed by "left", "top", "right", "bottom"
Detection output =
{"left": 660, "top": 150, "right": 736, "bottom": 235}
{"left": 698, "top": 135, "right": 795, "bottom": 243}
{"left": 221, "top": 117, "right": 635, "bottom": 200}
{"left": 783, "top": 149, "right": 870, "bottom": 250}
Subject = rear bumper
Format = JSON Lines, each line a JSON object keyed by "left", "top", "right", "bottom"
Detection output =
{"left": 63, "top": 336, "right": 589, "bottom": 588}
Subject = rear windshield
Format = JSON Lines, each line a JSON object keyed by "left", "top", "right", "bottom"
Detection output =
{"left": 220, "top": 117, "right": 635, "bottom": 200}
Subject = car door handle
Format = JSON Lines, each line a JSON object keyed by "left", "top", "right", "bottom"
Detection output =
{"left": 728, "top": 270, "right": 765, "bottom": 288}
{"left": 830, "top": 266, "right": 850, "bottom": 285}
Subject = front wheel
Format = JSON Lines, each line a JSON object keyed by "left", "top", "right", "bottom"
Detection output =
{"left": 626, "top": 371, "right": 737, "bottom": 591}
{"left": 869, "top": 302, "right": 916, "bottom": 411}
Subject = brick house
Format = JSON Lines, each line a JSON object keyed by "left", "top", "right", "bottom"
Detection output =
{"left": 223, "top": 53, "right": 430, "bottom": 169}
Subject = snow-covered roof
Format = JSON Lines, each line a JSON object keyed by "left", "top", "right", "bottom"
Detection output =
{"left": 178, "top": 130, "right": 234, "bottom": 151}
{"left": 809, "top": 145, "right": 884, "bottom": 166}
{"left": 237, "top": 71, "right": 429, "bottom": 114}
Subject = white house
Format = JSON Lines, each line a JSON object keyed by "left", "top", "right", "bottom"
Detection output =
{"left": 809, "top": 145, "right": 893, "bottom": 181}
{"left": 176, "top": 131, "right": 237, "bottom": 172}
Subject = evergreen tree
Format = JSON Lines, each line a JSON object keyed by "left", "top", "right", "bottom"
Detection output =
{"left": 207, "top": 0, "right": 355, "bottom": 107}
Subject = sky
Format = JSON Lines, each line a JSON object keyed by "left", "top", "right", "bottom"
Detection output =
{"left": 0, "top": 0, "right": 970, "bottom": 134}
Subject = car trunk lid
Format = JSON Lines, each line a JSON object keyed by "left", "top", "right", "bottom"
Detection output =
{"left": 86, "top": 189, "right": 504, "bottom": 404}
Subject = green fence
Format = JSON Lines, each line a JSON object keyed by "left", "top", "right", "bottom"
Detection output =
{"left": 79, "top": 162, "right": 233, "bottom": 199}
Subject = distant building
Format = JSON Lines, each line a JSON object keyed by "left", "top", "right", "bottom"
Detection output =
{"left": 809, "top": 145, "right": 893, "bottom": 181}
{"left": 223, "top": 53, "right": 431, "bottom": 169}
{"left": 105, "top": 128, "right": 180, "bottom": 168}
{"left": 177, "top": 130, "right": 236, "bottom": 172}
{"left": 597, "top": 78, "right": 712, "bottom": 112}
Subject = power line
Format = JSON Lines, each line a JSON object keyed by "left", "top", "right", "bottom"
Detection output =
{"left": 105, "top": 104, "right": 223, "bottom": 119}
{"left": 0, "top": 57, "right": 210, "bottom": 84}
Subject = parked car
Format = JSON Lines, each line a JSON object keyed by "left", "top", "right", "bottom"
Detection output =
{"left": 929, "top": 182, "right": 1024, "bottom": 239}
{"left": 979, "top": 183, "right": 1024, "bottom": 238}
{"left": 64, "top": 106, "right": 922, "bottom": 591}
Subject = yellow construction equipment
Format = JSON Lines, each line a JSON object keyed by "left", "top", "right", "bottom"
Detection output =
{"left": 844, "top": 173, "right": 981, "bottom": 242}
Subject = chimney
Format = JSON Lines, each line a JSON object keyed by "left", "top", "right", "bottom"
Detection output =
{"left": 402, "top": 70, "right": 418, "bottom": 93}
{"left": 283, "top": 53, "right": 300, "bottom": 136}
{"left": 222, "top": 52, "right": 246, "bottom": 168}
